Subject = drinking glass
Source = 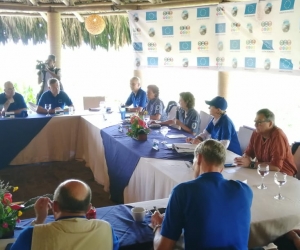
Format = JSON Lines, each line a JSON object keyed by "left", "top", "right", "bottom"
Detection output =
{"left": 257, "top": 163, "right": 269, "bottom": 189}
{"left": 45, "top": 104, "right": 51, "bottom": 116}
{"left": 160, "top": 126, "right": 168, "bottom": 144}
{"left": 274, "top": 172, "right": 287, "bottom": 200}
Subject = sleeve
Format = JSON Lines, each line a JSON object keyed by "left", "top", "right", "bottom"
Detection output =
{"left": 125, "top": 94, "right": 132, "bottom": 106}
{"left": 10, "top": 227, "right": 33, "bottom": 250}
{"left": 18, "top": 95, "right": 27, "bottom": 109}
{"left": 138, "top": 91, "right": 147, "bottom": 108}
{"left": 57, "top": 69, "right": 61, "bottom": 78}
{"left": 160, "top": 187, "right": 184, "bottom": 241}
{"left": 154, "top": 101, "right": 164, "bottom": 115}
{"left": 244, "top": 132, "right": 256, "bottom": 158}
{"left": 0, "top": 94, "right": 5, "bottom": 104}
{"left": 63, "top": 92, "right": 73, "bottom": 106}
{"left": 205, "top": 120, "right": 213, "bottom": 134}
{"left": 111, "top": 228, "right": 119, "bottom": 250}
{"left": 268, "top": 133, "right": 288, "bottom": 169}
{"left": 188, "top": 111, "right": 200, "bottom": 135}
{"left": 219, "top": 118, "right": 232, "bottom": 141}
{"left": 38, "top": 93, "right": 46, "bottom": 107}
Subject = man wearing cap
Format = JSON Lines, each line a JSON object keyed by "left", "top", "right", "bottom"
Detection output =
{"left": 37, "top": 55, "right": 63, "bottom": 103}
{"left": 0, "top": 81, "right": 27, "bottom": 116}
{"left": 186, "top": 96, "right": 242, "bottom": 155}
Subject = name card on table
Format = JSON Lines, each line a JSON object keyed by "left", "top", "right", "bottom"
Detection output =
{"left": 5, "top": 112, "right": 15, "bottom": 118}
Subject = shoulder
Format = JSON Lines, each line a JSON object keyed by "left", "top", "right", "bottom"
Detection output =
{"left": 59, "top": 91, "right": 69, "bottom": 97}
{"left": 0, "top": 93, "right": 5, "bottom": 100}
{"left": 227, "top": 180, "right": 253, "bottom": 197}
{"left": 14, "top": 92, "right": 25, "bottom": 99}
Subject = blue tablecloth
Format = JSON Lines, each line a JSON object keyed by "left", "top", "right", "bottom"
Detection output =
{"left": 0, "top": 114, "right": 52, "bottom": 168}
{"left": 12, "top": 205, "right": 153, "bottom": 250}
{"left": 101, "top": 125, "right": 194, "bottom": 203}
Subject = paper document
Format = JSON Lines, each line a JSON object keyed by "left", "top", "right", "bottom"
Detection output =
{"left": 173, "top": 143, "right": 197, "bottom": 154}
{"left": 167, "top": 134, "right": 187, "bottom": 139}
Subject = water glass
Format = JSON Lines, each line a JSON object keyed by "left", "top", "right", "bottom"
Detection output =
{"left": 45, "top": 104, "right": 51, "bottom": 116}
{"left": 274, "top": 172, "right": 287, "bottom": 200}
{"left": 160, "top": 126, "right": 168, "bottom": 144}
{"left": 257, "top": 163, "right": 269, "bottom": 189}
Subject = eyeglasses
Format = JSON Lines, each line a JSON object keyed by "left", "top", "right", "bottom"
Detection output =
{"left": 254, "top": 120, "right": 269, "bottom": 125}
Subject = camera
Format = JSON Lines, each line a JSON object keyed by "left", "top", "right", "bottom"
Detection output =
{"left": 36, "top": 60, "right": 46, "bottom": 71}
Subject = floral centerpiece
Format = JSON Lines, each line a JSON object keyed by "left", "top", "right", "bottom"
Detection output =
{"left": 126, "top": 115, "right": 150, "bottom": 141}
{"left": 0, "top": 180, "right": 52, "bottom": 239}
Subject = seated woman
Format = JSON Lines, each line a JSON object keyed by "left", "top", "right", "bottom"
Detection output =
{"left": 186, "top": 96, "right": 242, "bottom": 155}
{"left": 146, "top": 85, "right": 167, "bottom": 121}
{"left": 160, "top": 92, "right": 200, "bottom": 135}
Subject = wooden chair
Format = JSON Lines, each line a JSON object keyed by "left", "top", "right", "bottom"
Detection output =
{"left": 83, "top": 96, "right": 105, "bottom": 110}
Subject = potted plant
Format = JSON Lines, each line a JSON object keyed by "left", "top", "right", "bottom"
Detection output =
{"left": 126, "top": 115, "right": 150, "bottom": 141}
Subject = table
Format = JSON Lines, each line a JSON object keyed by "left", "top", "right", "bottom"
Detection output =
{"left": 100, "top": 125, "right": 195, "bottom": 203}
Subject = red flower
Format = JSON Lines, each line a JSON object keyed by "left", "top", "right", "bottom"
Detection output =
{"left": 16, "top": 218, "right": 21, "bottom": 223}
{"left": 10, "top": 204, "right": 24, "bottom": 210}
{"left": 2, "top": 193, "right": 12, "bottom": 205}
{"left": 138, "top": 119, "right": 145, "bottom": 127}
{"left": 2, "top": 223, "right": 8, "bottom": 229}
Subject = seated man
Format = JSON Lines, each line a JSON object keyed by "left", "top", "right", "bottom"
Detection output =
{"left": 125, "top": 76, "right": 147, "bottom": 112}
{"left": 11, "top": 179, "right": 119, "bottom": 250}
{"left": 37, "top": 78, "right": 74, "bottom": 114}
{"left": 234, "top": 109, "right": 297, "bottom": 176}
{"left": 0, "top": 81, "right": 27, "bottom": 116}
{"left": 152, "top": 139, "right": 253, "bottom": 250}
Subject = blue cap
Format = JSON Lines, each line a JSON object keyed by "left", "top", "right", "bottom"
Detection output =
{"left": 205, "top": 96, "right": 228, "bottom": 110}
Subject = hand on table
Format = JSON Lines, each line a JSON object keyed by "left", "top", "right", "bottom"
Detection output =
{"left": 34, "top": 197, "right": 52, "bottom": 224}
{"left": 186, "top": 137, "right": 201, "bottom": 145}
{"left": 234, "top": 157, "right": 251, "bottom": 167}
{"left": 151, "top": 211, "right": 164, "bottom": 227}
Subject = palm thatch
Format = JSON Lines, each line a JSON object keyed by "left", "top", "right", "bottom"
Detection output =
{"left": 0, "top": 15, "right": 131, "bottom": 50}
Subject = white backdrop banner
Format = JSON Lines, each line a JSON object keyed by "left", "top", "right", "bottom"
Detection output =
{"left": 128, "top": 0, "right": 300, "bottom": 75}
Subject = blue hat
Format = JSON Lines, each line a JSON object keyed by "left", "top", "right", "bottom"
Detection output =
{"left": 205, "top": 96, "right": 228, "bottom": 110}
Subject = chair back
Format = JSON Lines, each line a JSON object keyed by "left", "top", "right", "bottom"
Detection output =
{"left": 167, "top": 105, "right": 177, "bottom": 120}
{"left": 83, "top": 96, "right": 105, "bottom": 110}
{"left": 237, "top": 126, "right": 254, "bottom": 153}
{"left": 293, "top": 146, "right": 300, "bottom": 180}
{"left": 199, "top": 110, "right": 212, "bottom": 133}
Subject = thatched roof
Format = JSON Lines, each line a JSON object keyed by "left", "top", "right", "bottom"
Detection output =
{"left": 0, "top": 0, "right": 218, "bottom": 49}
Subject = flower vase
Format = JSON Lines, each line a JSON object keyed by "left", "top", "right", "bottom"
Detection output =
{"left": 0, "top": 228, "right": 14, "bottom": 239}
{"left": 133, "top": 134, "right": 147, "bottom": 141}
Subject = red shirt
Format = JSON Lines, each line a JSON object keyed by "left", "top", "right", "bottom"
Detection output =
{"left": 245, "top": 126, "right": 297, "bottom": 176}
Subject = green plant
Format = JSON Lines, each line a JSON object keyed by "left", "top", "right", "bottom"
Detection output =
{"left": 126, "top": 115, "right": 150, "bottom": 138}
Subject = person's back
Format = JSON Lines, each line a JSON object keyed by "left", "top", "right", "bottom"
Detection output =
{"left": 165, "top": 172, "right": 252, "bottom": 250}
{"left": 32, "top": 218, "right": 114, "bottom": 250}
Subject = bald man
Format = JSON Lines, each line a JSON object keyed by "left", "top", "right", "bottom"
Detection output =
{"left": 125, "top": 76, "right": 147, "bottom": 112}
{"left": 0, "top": 81, "right": 27, "bottom": 116}
{"left": 11, "top": 179, "right": 119, "bottom": 250}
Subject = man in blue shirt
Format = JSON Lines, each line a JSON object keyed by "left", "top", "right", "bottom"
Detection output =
{"left": 11, "top": 179, "right": 119, "bottom": 250}
{"left": 125, "top": 76, "right": 147, "bottom": 112}
{"left": 37, "top": 78, "right": 74, "bottom": 114}
{"left": 151, "top": 139, "right": 253, "bottom": 250}
{"left": 0, "top": 81, "right": 27, "bottom": 116}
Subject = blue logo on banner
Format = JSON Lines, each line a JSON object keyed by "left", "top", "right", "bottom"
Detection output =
{"left": 162, "top": 26, "right": 174, "bottom": 36}
{"left": 197, "top": 57, "right": 209, "bottom": 66}
{"left": 133, "top": 42, "right": 143, "bottom": 51}
{"left": 262, "top": 40, "right": 274, "bottom": 50}
{"left": 146, "top": 11, "right": 157, "bottom": 21}
{"left": 279, "top": 58, "right": 293, "bottom": 70}
{"left": 245, "top": 57, "right": 256, "bottom": 68}
{"left": 197, "top": 7, "right": 210, "bottom": 18}
{"left": 280, "top": 0, "right": 295, "bottom": 11}
{"left": 147, "top": 57, "right": 158, "bottom": 66}
{"left": 230, "top": 40, "right": 240, "bottom": 50}
{"left": 215, "top": 23, "right": 226, "bottom": 33}
{"left": 245, "top": 3, "right": 257, "bottom": 15}
{"left": 179, "top": 41, "right": 192, "bottom": 51}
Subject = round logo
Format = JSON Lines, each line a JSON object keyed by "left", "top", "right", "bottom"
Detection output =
{"left": 265, "top": 3, "right": 272, "bottom": 14}
{"left": 135, "top": 58, "right": 140, "bottom": 67}
{"left": 264, "top": 59, "right": 271, "bottom": 70}
{"left": 199, "top": 25, "right": 207, "bottom": 35}
{"left": 165, "top": 43, "right": 172, "bottom": 52}
{"left": 247, "top": 23, "right": 253, "bottom": 33}
{"left": 231, "top": 6, "right": 238, "bottom": 16}
{"left": 232, "top": 58, "right": 237, "bottom": 68}
{"left": 218, "top": 41, "right": 223, "bottom": 51}
{"left": 183, "top": 58, "right": 189, "bottom": 67}
{"left": 133, "top": 13, "right": 139, "bottom": 22}
{"left": 282, "top": 20, "right": 290, "bottom": 32}
{"left": 182, "top": 10, "right": 189, "bottom": 20}
{"left": 148, "top": 28, "right": 155, "bottom": 37}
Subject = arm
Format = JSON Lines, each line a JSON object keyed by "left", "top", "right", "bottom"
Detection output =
{"left": 36, "top": 106, "right": 55, "bottom": 114}
{"left": 45, "top": 68, "right": 61, "bottom": 81}
{"left": 175, "top": 119, "right": 193, "bottom": 134}
{"left": 150, "top": 102, "right": 164, "bottom": 120}
{"left": 38, "top": 71, "right": 43, "bottom": 84}
{"left": 10, "top": 227, "right": 33, "bottom": 250}
{"left": 154, "top": 229, "right": 176, "bottom": 250}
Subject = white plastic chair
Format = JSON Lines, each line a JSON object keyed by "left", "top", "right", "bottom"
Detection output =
{"left": 237, "top": 126, "right": 254, "bottom": 153}
{"left": 199, "top": 110, "right": 212, "bottom": 133}
{"left": 167, "top": 105, "right": 177, "bottom": 120}
{"left": 83, "top": 96, "right": 105, "bottom": 110}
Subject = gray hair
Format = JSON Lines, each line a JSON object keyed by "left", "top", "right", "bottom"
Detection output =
{"left": 48, "top": 78, "right": 59, "bottom": 86}
{"left": 194, "top": 139, "right": 226, "bottom": 166}
{"left": 256, "top": 108, "right": 275, "bottom": 124}
{"left": 130, "top": 76, "right": 141, "bottom": 84}
{"left": 4, "top": 81, "right": 13, "bottom": 89}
